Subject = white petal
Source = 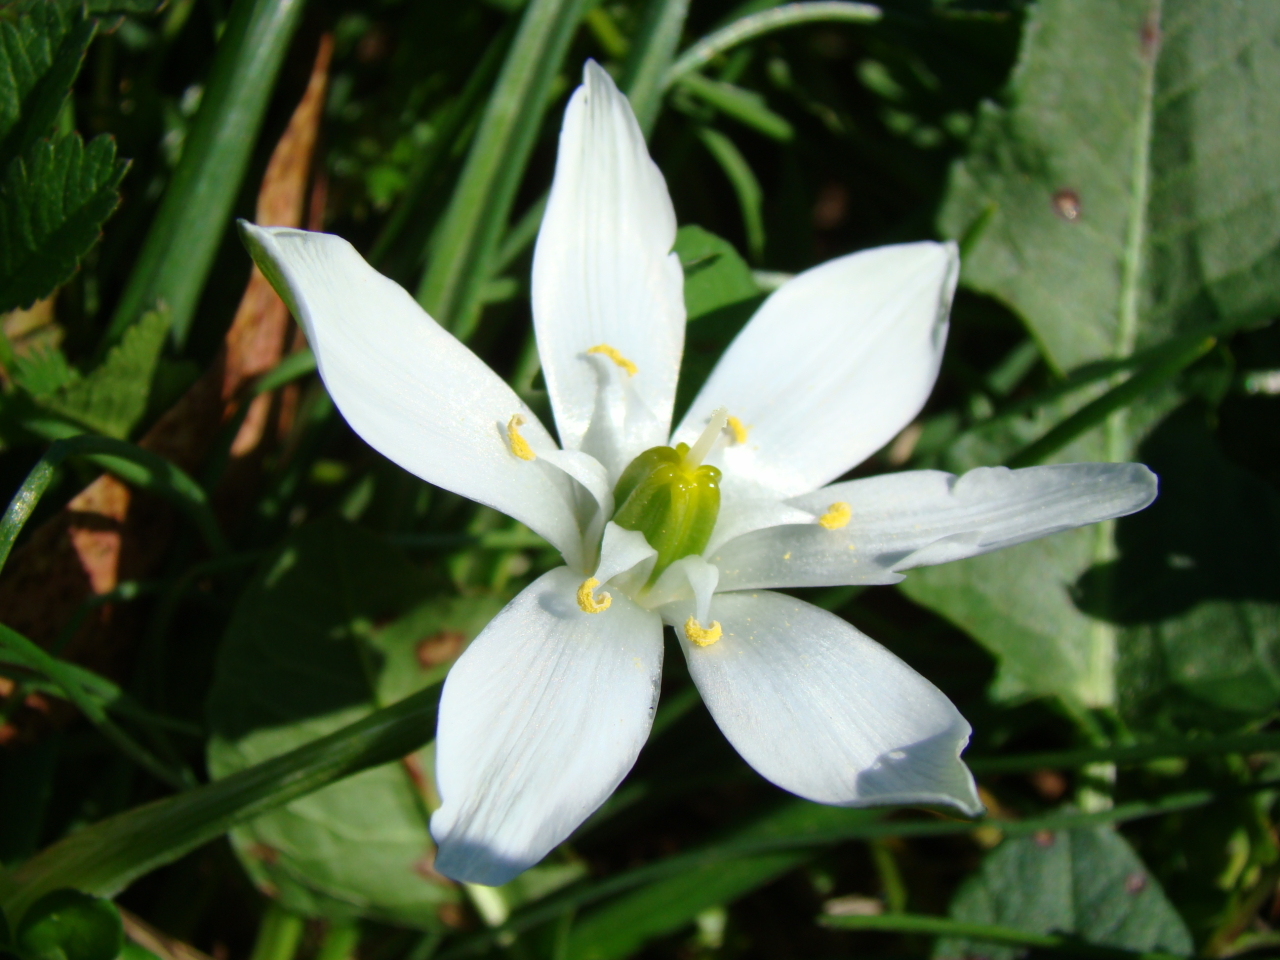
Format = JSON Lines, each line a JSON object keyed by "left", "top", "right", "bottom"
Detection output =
{"left": 595, "top": 522, "right": 656, "bottom": 584}
{"left": 431, "top": 567, "right": 664, "bottom": 886}
{"left": 712, "top": 463, "right": 1158, "bottom": 591}
{"left": 674, "top": 242, "right": 958, "bottom": 499}
{"left": 667, "top": 590, "right": 980, "bottom": 814}
{"left": 644, "top": 554, "right": 719, "bottom": 622}
{"left": 242, "top": 224, "right": 586, "bottom": 567}
{"left": 705, "top": 497, "right": 814, "bottom": 555}
{"left": 532, "top": 61, "right": 685, "bottom": 471}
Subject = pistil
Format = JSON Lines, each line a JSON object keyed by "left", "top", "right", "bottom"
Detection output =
{"left": 682, "top": 407, "right": 729, "bottom": 470}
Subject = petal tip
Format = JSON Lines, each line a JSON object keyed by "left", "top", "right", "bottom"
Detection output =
{"left": 430, "top": 831, "right": 530, "bottom": 888}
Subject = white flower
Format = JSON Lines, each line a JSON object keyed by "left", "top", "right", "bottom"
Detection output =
{"left": 240, "top": 62, "right": 1157, "bottom": 887}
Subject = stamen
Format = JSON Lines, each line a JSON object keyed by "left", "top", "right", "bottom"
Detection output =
{"left": 507, "top": 414, "right": 536, "bottom": 461}
{"left": 576, "top": 577, "right": 612, "bottom": 613}
{"left": 725, "top": 415, "right": 750, "bottom": 445}
{"left": 683, "top": 407, "right": 729, "bottom": 469}
{"left": 586, "top": 344, "right": 637, "bottom": 376}
{"left": 684, "top": 616, "right": 723, "bottom": 646}
{"left": 818, "top": 502, "right": 852, "bottom": 530}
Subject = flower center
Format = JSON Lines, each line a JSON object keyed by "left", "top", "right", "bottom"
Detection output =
{"left": 611, "top": 408, "right": 726, "bottom": 583}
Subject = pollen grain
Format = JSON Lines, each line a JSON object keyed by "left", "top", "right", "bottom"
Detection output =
{"left": 725, "top": 415, "right": 750, "bottom": 444}
{"left": 507, "top": 414, "right": 536, "bottom": 461}
{"left": 576, "top": 577, "right": 612, "bottom": 613}
{"left": 818, "top": 502, "right": 852, "bottom": 530}
{"left": 586, "top": 344, "right": 637, "bottom": 376}
{"left": 684, "top": 617, "right": 723, "bottom": 646}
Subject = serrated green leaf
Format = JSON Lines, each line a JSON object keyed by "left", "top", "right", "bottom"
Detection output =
{"left": 940, "top": 0, "right": 1280, "bottom": 374}
{"left": 39, "top": 308, "right": 168, "bottom": 438}
{"left": 0, "top": 2, "right": 95, "bottom": 168}
{"left": 0, "top": 134, "right": 128, "bottom": 314}
{"left": 10, "top": 343, "right": 76, "bottom": 399}
{"left": 207, "top": 520, "right": 503, "bottom": 930}
{"left": 934, "top": 825, "right": 1191, "bottom": 959}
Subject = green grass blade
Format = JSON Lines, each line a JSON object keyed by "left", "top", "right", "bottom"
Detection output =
{"left": 0, "top": 435, "right": 227, "bottom": 572}
{"left": 105, "top": 0, "right": 307, "bottom": 349}
{"left": 968, "top": 730, "right": 1280, "bottom": 775}
{"left": 696, "top": 126, "right": 764, "bottom": 259}
{"left": 0, "top": 684, "right": 441, "bottom": 920}
{"left": 1006, "top": 334, "right": 1216, "bottom": 469}
{"left": 438, "top": 789, "right": 1219, "bottom": 958}
{"left": 664, "top": 1, "right": 880, "bottom": 88}
{"left": 0, "top": 623, "right": 190, "bottom": 790}
{"left": 675, "top": 73, "right": 792, "bottom": 141}
{"left": 415, "top": 0, "right": 588, "bottom": 338}
{"left": 619, "top": 0, "right": 690, "bottom": 135}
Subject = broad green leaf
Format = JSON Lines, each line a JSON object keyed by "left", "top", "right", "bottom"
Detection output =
{"left": 672, "top": 225, "right": 763, "bottom": 423}
{"left": 0, "top": 134, "right": 128, "bottom": 314}
{"left": 207, "top": 520, "right": 503, "bottom": 929}
{"left": 1087, "top": 404, "right": 1280, "bottom": 731}
{"left": 0, "top": 2, "right": 95, "bottom": 168}
{"left": 940, "top": 0, "right": 1280, "bottom": 374}
{"left": 675, "top": 224, "right": 758, "bottom": 323}
{"left": 934, "top": 825, "right": 1191, "bottom": 959}
{"left": 564, "top": 802, "right": 879, "bottom": 960}
{"left": 39, "top": 309, "right": 168, "bottom": 438}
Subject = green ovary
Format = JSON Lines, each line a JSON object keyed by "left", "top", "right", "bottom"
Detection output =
{"left": 611, "top": 443, "right": 721, "bottom": 584}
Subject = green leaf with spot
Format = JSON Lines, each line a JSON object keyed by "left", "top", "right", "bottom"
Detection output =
{"left": 934, "top": 825, "right": 1191, "bottom": 959}
{"left": 911, "top": 0, "right": 1280, "bottom": 710}
{"left": 940, "top": 0, "right": 1280, "bottom": 374}
{"left": 207, "top": 519, "right": 504, "bottom": 929}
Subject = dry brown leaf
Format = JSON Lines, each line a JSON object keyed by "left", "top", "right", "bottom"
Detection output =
{"left": 0, "top": 35, "right": 333, "bottom": 741}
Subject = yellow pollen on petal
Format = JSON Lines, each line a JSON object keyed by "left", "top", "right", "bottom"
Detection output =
{"left": 724, "top": 415, "right": 750, "bottom": 444}
{"left": 576, "top": 577, "right": 612, "bottom": 613}
{"left": 818, "top": 502, "right": 852, "bottom": 530}
{"left": 507, "top": 414, "right": 536, "bottom": 461}
{"left": 586, "top": 343, "right": 637, "bottom": 376}
{"left": 684, "top": 617, "right": 723, "bottom": 646}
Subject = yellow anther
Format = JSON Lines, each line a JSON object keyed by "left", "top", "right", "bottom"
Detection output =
{"left": 586, "top": 344, "right": 638, "bottom": 376}
{"left": 818, "top": 502, "right": 852, "bottom": 530}
{"left": 725, "top": 415, "right": 750, "bottom": 445}
{"left": 576, "top": 577, "right": 612, "bottom": 613}
{"left": 507, "top": 414, "right": 536, "bottom": 461}
{"left": 684, "top": 617, "right": 723, "bottom": 647}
